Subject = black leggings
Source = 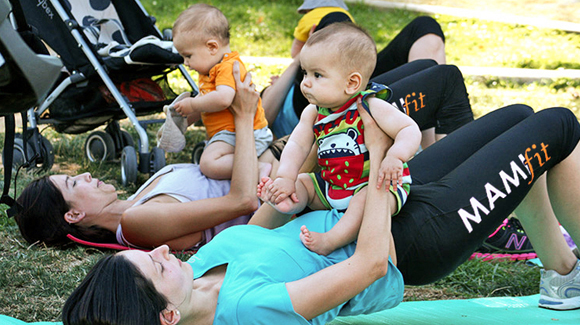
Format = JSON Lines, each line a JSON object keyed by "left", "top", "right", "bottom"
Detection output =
{"left": 373, "top": 60, "right": 473, "bottom": 134}
{"left": 393, "top": 104, "right": 580, "bottom": 285}
{"left": 372, "top": 16, "right": 445, "bottom": 78}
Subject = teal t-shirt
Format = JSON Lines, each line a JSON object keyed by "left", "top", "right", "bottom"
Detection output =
{"left": 0, "top": 315, "right": 61, "bottom": 324}
{"left": 189, "top": 209, "right": 404, "bottom": 325}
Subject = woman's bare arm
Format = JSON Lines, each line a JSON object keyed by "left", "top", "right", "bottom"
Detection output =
{"left": 286, "top": 99, "right": 396, "bottom": 320}
{"left": 121, "top": 62, "right": 261, "bottom": 249}
{"left": 227, "top": 61, "right": 261, "bottom": 207}
{"left": 291, "top": 38, "right": 306, "bottom": 58}
{"left": 261, "top": 56, "right": 301, "bottom": 124}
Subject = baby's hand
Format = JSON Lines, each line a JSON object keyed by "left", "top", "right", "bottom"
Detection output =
{"left": 377, "top": 156, "right": 404, "bottom": 190}
{"left": 268, "top": 177, "right": 298, "bottom": 205}
{"left": 173, "top": 98, "right": 195, "bottom": 117}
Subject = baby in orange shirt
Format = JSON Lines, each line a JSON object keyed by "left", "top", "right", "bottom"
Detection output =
{"left": 172, "top": 3, "right": 272, "bottom": 179}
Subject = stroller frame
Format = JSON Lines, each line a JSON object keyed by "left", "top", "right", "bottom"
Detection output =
{"left": 16, "top": 0, "right": 198, "bottom": 185}
{"left": 0, "top": 0, "right": 61, "bottom": 216}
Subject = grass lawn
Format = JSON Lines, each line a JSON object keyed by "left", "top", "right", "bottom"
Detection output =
{"left": 1, "top": 0, "right": 577, "bottom": 322}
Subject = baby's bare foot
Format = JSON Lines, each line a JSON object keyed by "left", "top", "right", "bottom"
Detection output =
{"left": 258, "top": 177, "right": 299, "bottom": 214}
{"left": 300, "top": 225, "right": 334, "bottom": 256}
{"left": 272, "top": 197, "right": 297, "bottom": 214}
{"left": 257, "top": 176, "right": 274, "bottom": 201}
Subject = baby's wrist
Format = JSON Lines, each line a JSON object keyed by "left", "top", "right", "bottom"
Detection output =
{"left": 276, "top": 174, "right": 296, "bottom": 182}
{"left": 385, "top": 153, "right": 404, "bottom": 162}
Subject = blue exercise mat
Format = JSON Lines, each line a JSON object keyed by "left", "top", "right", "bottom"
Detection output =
{"left": 0, "top": 315, "right": 60, "bottom": 325}
{"left": 329, "top": 294, "right": 578, "bottom": 324}
{"left": 1, "top": 295, "right": 578, "bottom": 324}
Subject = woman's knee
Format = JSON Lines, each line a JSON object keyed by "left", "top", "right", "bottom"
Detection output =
{"left": 408, "top": 34, "right": 445, "bottom": 64}
{"left": 537, "top": 106, "right": 577, "bottom": 122}
{"left": 408, "top": 16, "right": 445, "bottom": 42}
{"left": 504, "top": 103, "right": 535, "bottom": 119}
{"left": 536, "top": 107, "right": 580, "bottom": 153}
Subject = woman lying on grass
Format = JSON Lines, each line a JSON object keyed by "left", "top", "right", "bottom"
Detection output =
{"left": 61, "top": 65, "right": 580, "bottom": 325}
{"left": 13, "top": 62, "right": 280, "bottom": 251}
{"left": 14, "top": 58, "right": 473, "bottom": 251}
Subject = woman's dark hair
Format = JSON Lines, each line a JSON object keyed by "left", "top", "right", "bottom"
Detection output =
{"left": 14, "top": 176, "right": 116, "bottom": 246}
{"left": 63, "top": 254, "right": 168, "bottom": 325}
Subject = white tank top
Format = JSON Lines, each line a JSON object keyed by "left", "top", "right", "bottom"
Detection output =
{"left": 116, "top": 164, "right": 252, "bottom": 249}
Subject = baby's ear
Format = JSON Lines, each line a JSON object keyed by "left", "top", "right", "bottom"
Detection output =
{"left": 345, "top": 72, "right": 362, "bottom": 95}
{"left": 206, "top": 39, "right": 219, "bottom": 54}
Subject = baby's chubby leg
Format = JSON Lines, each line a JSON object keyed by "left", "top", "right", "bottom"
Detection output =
{"left": 301, "top": 188, "right": 367, "bottom": 256}
{"left": 199, "top": 141, "right": 235, "bottom": 180}
{"left": 199, "top": 140, "right": 271, "bottom": 180}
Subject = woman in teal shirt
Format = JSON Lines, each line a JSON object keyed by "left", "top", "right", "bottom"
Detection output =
{"left": 63, "top": 78, "right": 402, "bottom": 324}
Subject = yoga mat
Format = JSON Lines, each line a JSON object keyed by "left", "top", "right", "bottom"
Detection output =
{"left": 0, "top": 315, "right": 60, "bottom": 325}
{"left": 328, "top": 294, "right": 578, "bottom": 325}
{"left": 1, "top": 295, "right": 577, "bottom": 324}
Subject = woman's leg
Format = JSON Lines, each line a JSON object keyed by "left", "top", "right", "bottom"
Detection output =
{"left": 370, "top": 59, "right": 437, "bottom": 86}
{"left": 409, "top": 104, "right": 533, "bottom": 185}
{"left": 393, "top": 107, "right": 580, "bottom": 285}
{"left": 382, "top": 64, "right": 473, "bottom": 149}
{"left": 408, "top": 34, "right": 446, "bottom": 65}
{"left": 515, "top": 110, "right": 580, "bottom": 310}
{"left": 515, "top": 108, "right": 580, "bottom": 273}
{"left": 372, "top": 16, "right": 446, "bottom": 78}
{"left": 547, "top": 143, "right": 580, "bottom": 265}
{"left": 514, "top": 174, "right": 576, "bottom": 274}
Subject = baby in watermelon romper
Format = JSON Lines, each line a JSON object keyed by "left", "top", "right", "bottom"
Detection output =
{"left": 258, "top": 22, "right": 421, "bottom": 255}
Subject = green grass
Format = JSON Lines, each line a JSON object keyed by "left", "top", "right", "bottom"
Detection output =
{"left": 0, "top": 218, "right": 104, "bottom": 321}
{"left": 0, "top": 0, "right": 576, "bottom": 322}
{"left": 154, "top": 0, "right": 580, "bottom": 118}
{"left": 145, "top": 0, "right": 580, "bottom": 70}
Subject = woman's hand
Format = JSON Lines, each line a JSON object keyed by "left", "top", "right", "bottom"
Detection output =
{"left": 230, "top": 61, "right": 259, "bottom": 119}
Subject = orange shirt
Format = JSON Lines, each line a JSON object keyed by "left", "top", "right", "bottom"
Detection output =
{"left": 198, "top": 51, "right": 268, "bottom": 138}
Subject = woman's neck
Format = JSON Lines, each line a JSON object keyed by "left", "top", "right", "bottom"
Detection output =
{"left": 182, "top": 264, "right": 227, "bottom": 324}
{"left": 93, "top": 199, "right": 135, "bottom": 233}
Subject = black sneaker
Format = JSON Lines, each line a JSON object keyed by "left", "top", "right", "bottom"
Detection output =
{"left": 479, "top": 218, "right": 535, "bottom": 254}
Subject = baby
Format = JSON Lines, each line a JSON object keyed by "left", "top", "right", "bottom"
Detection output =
{"left": 171, "top": 4, "right": 272, "bottom": 179}
{"left": 258, "top": 22, "right": 421, "bottom": 255}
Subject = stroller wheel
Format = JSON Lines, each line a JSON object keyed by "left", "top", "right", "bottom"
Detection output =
{"left": 114, "top": 129, "right": 135, "bottom": 159}
{"left": 191, "top": 140, "right": 207, "bottom": 165}
{"left": 34, "top": 136, "right": 54, "bottom": 172}
{"left": 149, "top": 147, "right": 166, "bottom": 175}
{"left": 2, "top": 136, "right": 31, "bottom": 172}
{"left": 121, "top": 146, "right": 138, "bottom": 186}
{"left": 86, "top": 131, "right": 115, "bottom": 162}
{"left": 120, "top": 130, "right": 135, "bottom": 148}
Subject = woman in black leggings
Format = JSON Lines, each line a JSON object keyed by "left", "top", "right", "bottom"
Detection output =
{"left": 256, "top": 103, "right": 580, "bottom": 310}
{"left": 395, "top": 104, "right": 580, "bottom": 292}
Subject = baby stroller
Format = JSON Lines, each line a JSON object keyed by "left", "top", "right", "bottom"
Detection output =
{"left": 8, "top": 0, "right": 197, "bottom": 185}
{"left": 0, "top": 0, "right": 61, "bottom": 215}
